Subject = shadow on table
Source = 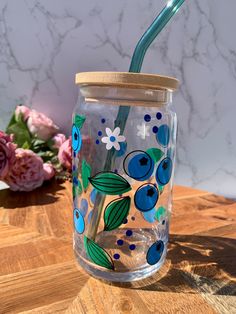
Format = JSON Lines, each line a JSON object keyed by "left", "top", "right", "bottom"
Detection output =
{"left": 110, "top": 234, "right": 236, "bottom": 296}
{"left": 0, "top": 180, "right": 66, "bottom": 208}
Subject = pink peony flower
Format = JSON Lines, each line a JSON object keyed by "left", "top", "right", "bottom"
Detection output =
{"left": 4, "top": 148, "right": 45, "bottom": 191}
{"left": 0, "top": 131, "right": 16, "bottom": 179}
{"left": 15, "top": 105, "right": 31, "bottom": 121}
{"left": 52, "top": 133, "right": 66, "bottom": 149}
{"left": 27, "top": 109, "right": 59, "bottom": 141}
{"left": 43, "top": 163, "right": 55, "bottom": 181}
{"left": 58, "top": 137, "right": 72, "bottom": 171}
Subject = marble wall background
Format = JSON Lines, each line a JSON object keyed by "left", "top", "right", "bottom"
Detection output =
{"left": 0, "top": 0, "right": 235, "bottom": 197}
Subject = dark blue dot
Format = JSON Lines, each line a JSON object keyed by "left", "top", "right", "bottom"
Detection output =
{"left": 156, "top": 112, "right": 162, "bottom": 120}
{"left": 162, "top": 220, "right": 165, "bottom": 225}
{"left": 73, "top": 152, "right": 76, "bottom": 158}
{"left": 73, "top": 177, "right": 78, "bottom": 185}
{"left": 114, "top": 169, "right": 118, "bottom": 173}
{"left": 144, "top": 114, "right": 151, "bottom": 122}
{"left": 152, "top": 126, "right": 158, "bottom": 134}
{"left": 98, "top": 130, "right": 102, "bottom": 136}
{"left": 113, "top": 253, "right": 120, "bottom": 260}
{"left": 96, "top": 139, "right": 99, "bottom": 145}
{"left": 123, "top": 218, "right": 128, "bottom": 224}
{"left": 131, "top": 216, "right": 135, "bottom": 221}
{"left": 129, "top": 244, "right": 136, "bottom": 250}
{"left": 126, "top": 230, "right": 133, "bottom": 237}
{"left": 101, "top": 118, "right": 106, "bottom": 124}
{"left": 72, "top": 165, "right": 76, "bottom": 171}
{"left": 117, "top": 239, "right": 124, "bottom": 246}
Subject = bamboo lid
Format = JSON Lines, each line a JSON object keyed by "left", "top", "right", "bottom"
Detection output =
{"left": 75, "top": 72, "right": 179, "bottom": 91}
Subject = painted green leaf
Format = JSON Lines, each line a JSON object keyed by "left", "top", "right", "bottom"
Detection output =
{"left": 82, "top": 159, "right": 91, "bottom": 190}
{"left": 84, "top": 236, "right": 114, "bottom": 270}
{"left": 74, "top": 114, "right": 86, "bottom": 129}
{"left": 89, "top": 172, "right": 131, "bottom": 195}
{"left": 146, "top": 148, "right": 164, "bottom": 163}
{"left": 104, "top": 196, "right": 131, "bottom": 231}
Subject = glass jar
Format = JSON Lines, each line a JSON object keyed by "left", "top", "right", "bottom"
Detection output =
{"left": 72, "top": 72, "right": 178, "bottom": 282}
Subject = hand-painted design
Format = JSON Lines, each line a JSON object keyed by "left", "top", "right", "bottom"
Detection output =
{"left": 116, "top": 141, "right": 127, "bottom": 157}
{"left": 142, "top": 207, "right": 156, "bottom": 223}
{"left": 74, "top": 114, "right": 86, "bottom": 129}
{"left": 101, "top": 118, "right": 106, "bottom": 124}
{"left": 104, "top": 196, "right": 131, "bottom": 231}
{"left": 156, "top": 112, "right": 162, "bottom": 120}
{"left": 96, "top": 139, "right": 99, "bottom": 145}
{"left": 90, "top": 188, "right": 97, "bottom": 205}
{"left": 81, "top": 159, "right": 91, "bottom": 191}
{"left": 72, "top": 124, "right": 82, "bottom": 153}
{"left": 123, "top": 218, "right": 128, "bottom": 224}
{"left": 144, "top": 114, "right": 151, "bottom": 122}
{"left": 124, "top": 150, "right": 154, "bottom": 181}
{"left": 101, "top": 127, "right": 125, "bottom": 150}
{"left": 137, "top": 122, "right": 150, "bottom": 139}
{"left": 134, "top": 183, "right": 159, "bottom": 212}
{"left": 156, "top": 124, "right": 170, "bottom": 147}
{"left": 84, "top": 236, "right": 114, "bottom": 270}
{"left": 129, "top": 244, "right": 136, "bottom": 250}
{"left": 155, "top": 206, "right": 167, "bottom": 222}
{"left": 113, "top": 253, "right": 120, "bottom": 260}
{"left": 152, "top": 126, "right": 158, "bottom": 134}
{"left": 146, "top": 240, "right": 164, "bottom": 265}
{"left": 117, "top": 239, "right": 124, "bottom": 246}
{"left": 98, "top": 131, "right": 102, "bottom": 136}
{"left": 74, "top": 208, "right": 85, "bottom": 234}
{"left": 72, "top": 179, "right": 82, "bottom": 199}
{"left": 156, "top": 157, "right": 172, "bottom": 186}
{"left": 146, "top": 148, "right": 164, "bottom": 164}
{"left": 80, "top": 198, "right": 88, "bottom": 217}
{"left": 89, "top": 171, "right": 131, "bottom": 195}
{"left": 126, "top": 230, "right": 133, "bottom": 236}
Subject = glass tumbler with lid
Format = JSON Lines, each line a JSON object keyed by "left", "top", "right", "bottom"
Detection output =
{"left": 72, "top": 72, "right": 178, "bottom": 282}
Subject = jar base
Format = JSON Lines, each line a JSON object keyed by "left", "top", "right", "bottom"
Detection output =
{"left": 74, "top": 228, "right": 167, "bottom": 282}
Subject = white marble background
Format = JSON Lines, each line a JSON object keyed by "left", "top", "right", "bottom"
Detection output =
{"left": 0, "top": 0, "right": 235, "bottom": 197}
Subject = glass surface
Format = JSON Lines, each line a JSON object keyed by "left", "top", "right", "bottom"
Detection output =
{"left": 72, "top": 85, "right": 177, "bottom": 282}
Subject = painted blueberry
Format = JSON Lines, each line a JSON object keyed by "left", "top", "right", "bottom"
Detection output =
{"left": 129, "top": 244, "right": 136, "bottom": 250}
{"left": 142, "top": 207, "right": 156, "bottom": 223}
{"left": 80, "top": 198, "right": 88, "bottom": 217}
{"left": 156, "top": 157, "right": 172, "bottom": 186}
{"left": 74, "top": 208, "right": 85, "bottom": 234}
{"left": 124, "top": 151, "right": 154, "bottom": 181}
{"left": 156, "top": 124, "right": 170, "bottom": 147}
{"left": 72, "top": 124, "right": 82, "bottom": 153}
{"left": 117, "top": 239, "right": 124, "bottom": 246}
{"left": 146, "top": 240, "right": 164, "bottom": 265}
{"left": 134, "top": 184, "right": 159, "bottom": 212}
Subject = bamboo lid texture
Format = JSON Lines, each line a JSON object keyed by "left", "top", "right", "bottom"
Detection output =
{"left": 75, "top": 72, "right": 179, "bottom": 91}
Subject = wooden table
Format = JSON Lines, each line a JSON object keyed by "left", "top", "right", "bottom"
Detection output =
{"left": 0, "top": 181, "right": 235, "bottom": 314}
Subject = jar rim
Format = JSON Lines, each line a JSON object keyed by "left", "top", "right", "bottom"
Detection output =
{"left": 75, "top": 71, "right": 179, "bottom": 91}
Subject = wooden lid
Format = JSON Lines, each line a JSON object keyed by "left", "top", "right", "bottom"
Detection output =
{"left": 75, "top": 72, "right": 179, "bottom": 91}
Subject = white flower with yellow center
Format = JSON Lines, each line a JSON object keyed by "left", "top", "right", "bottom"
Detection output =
{"left": 101, "top": 127, "right": 126, "bottom": 150}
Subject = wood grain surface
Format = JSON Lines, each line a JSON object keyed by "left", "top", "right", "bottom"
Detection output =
{"left": 0, "top": 181, "right": 235, "bottom": 314}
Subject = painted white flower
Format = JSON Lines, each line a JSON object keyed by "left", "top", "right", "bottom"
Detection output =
{"left": 101, "top": 127, "right": 126, "bottom": 150}
{"left": 137, "top": 122, "right": 150, "bottom": 139}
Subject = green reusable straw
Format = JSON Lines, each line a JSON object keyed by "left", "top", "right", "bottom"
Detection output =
{"left": 89, "top": 0, "right": 185, "bottom": 240}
